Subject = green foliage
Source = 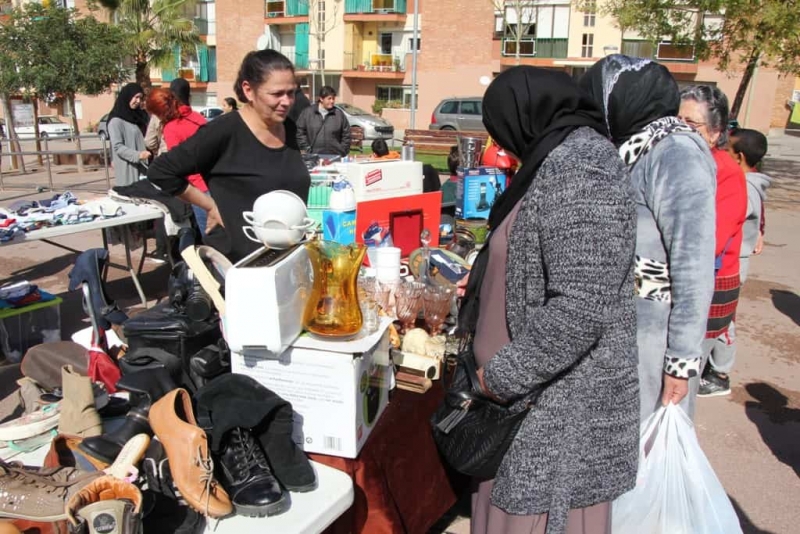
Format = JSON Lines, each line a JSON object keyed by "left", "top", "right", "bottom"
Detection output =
{"left": 110, "top": 0, "right": 201, "bottom": 87}
{"left": 587, "top": 0, "right": 800, "bottom": 75}
{"left": 0, "top": 4, "right": 129, "bottom": 101}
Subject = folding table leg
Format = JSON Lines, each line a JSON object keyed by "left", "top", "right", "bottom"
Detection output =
{"left": 122, "top": 225, "right": 148, "bottom": 308}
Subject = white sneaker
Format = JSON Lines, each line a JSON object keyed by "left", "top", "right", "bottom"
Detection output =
{"left": 0, "top": 403, "right": 60, "bottom": 441}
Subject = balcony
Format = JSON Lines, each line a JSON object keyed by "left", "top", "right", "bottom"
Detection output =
{"left": 265, "top": 0, "right": 309, "bottom": 24}
{"left": 342, "top": 51, "right": 407, "bottom": 79}
{"left": 622, "top": 39, "right": 698, "bottom": 74}
{"left": 160, "top": 45, "right": 217, "bottom": 84}
{"left": 344, "top": 0, "right": 407, "bottom": 22}
{"left": 193, "top": 17, "right": 215, "bottom": 36}
{"left": 500, "top": 38, "right": 568, "bottom": 59}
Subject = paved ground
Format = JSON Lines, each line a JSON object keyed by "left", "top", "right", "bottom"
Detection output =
{"left": 1, "top": 132, "right": 799, "bottom": 534}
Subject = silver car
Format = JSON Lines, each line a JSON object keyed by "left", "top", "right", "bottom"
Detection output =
{"left": 429, "top": 98, "right": 486, "bottom": 131}
{"left": 336, "top": 103, "right": 394, "bottom": 140}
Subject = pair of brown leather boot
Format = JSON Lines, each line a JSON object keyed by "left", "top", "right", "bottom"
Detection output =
{"left": 149, "top": 389, "right": 232, "bottom": 518}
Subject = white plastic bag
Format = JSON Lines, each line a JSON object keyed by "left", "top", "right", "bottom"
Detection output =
{"left": 612, "top": 403, "right": 743, "bottom": 534}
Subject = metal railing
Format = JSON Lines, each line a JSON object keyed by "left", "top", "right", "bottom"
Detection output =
{"left": 0, "top": 134, "right": 112, "bottom": 191}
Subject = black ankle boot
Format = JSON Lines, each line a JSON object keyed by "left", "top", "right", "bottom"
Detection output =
{"left": 259, "top": 416, "right": 317, "bottom": 492}
{"left": 79, "top": 367, "right": 177, "bottom": 465}
{"left": 78, "top": 402, "right": 151, "bottom": 464}
{"left": 217, "top": 427, "right": 288, "bottom": 517}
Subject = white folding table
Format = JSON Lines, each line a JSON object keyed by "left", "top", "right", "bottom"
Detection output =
{"left": 0, "top": 203, "right": 164, "bottom": 306}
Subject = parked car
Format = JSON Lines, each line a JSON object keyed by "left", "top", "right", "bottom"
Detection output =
{"left": 16, "top": 116, "right": 75, "bottom": 139}
{"left": 335, "top": 103, "right": 394, "bottom": 141}
{"left": 97, "top": 113, "right": 110, "bottom": 141}
{"left": 429, "top": 97, "right": 486, "bottom": 131}
{"left": 195, "top": 107, "right": 224, "bottom": 121}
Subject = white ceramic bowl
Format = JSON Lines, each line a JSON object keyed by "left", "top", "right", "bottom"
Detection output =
{"left": 243, "top": 224, "right": 313, "bottom": 249}
{"left": 244, "top": 190, "right": 309, "bottom": 229}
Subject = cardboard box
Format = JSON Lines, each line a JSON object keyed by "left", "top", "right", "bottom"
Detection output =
{"left": 355, "top": 191, "right": 442, "bottom": 258}
{"left": 231, "top": 319, "right": 394, "bottom": 458}
{"left": 322, "top": 210, "right": 356, "bottom": 245}
{"left": 346, "top": 160, "right": 423, "bottom": 201}
{"left": 455, "top": 166, "right": 506, "bottom": 219}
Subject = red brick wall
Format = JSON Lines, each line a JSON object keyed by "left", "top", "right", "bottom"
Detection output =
{"left": 415, "top": 0, "right": 496, "bottom": 128}
{"left": 770, "top": 75, "right": 794, "bottom": 129}
{"left": 215, "top": 0, "right": 266, "bottom": 99}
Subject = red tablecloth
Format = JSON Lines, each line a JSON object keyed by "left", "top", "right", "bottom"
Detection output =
{"left": 311, "top": 380, "right": 463, "bottom": 534}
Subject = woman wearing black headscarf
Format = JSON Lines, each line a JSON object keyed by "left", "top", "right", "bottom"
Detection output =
{"left": 459, "top": 66, "right": 639, "bottom": 534}
{"left": 579, "top": 55, "right": 717, "bottom": 422}
{"left": 108, "top": 82, "right": 151, "bottom": 186}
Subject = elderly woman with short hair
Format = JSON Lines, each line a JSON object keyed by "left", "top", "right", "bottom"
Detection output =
{"left": 678, "top": 86, "right": 748, "bottom": 397}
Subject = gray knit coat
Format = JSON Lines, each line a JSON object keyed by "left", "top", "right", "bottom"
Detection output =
{"left": 482, "top": 127, "right": 639, "bottom": 533}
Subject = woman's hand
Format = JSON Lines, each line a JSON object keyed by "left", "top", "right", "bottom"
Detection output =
{"left": 476, "top": 367, "right": 505, "bottom": 403}
{"left": 661, "top": 373, "right": 689, "bottom": 406}
{"left": 206, "top": 202, "right": 224, "bottom": 233}
{"left": 139, "top": 150, "right": 152, "bottom": 161}
{"left": 753, "top": 232, "right": 765, "bottom": 255}
{"left": 456, "top": 273, "right": 470, "bottom": 297}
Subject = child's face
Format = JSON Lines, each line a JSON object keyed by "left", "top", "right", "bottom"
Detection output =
{"left": 727, "top": 136, "right": 751, "bottom": 173}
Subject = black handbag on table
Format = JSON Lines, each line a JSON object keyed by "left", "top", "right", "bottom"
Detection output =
{"left": 430, "top": 347, "right": 531, "bottom": 480}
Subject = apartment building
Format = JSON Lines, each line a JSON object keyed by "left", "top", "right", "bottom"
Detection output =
{"left": 5, "top": 0, "right": 792, "bottom": 134}
{"left": 417, "top": 0, "right": 794, "bottom": 133}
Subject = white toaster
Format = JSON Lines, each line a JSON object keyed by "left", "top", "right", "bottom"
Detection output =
{"left": 224, "top": 245, "right": 312, "bottom": 356}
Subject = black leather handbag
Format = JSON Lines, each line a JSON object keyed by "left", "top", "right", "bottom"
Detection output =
{"left": 430, "top": 348, "right": 531, "bottom": 480}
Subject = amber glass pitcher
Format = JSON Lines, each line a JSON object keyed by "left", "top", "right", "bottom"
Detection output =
{"left": 303, "top": 240, "right": 367, "bottom": 338}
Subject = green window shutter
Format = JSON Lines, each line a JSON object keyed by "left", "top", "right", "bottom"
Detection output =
{"left": 287, "top": 0, "right": 308, "bottom": 16}
{"left": 296, "top": 23, "right": 309, "bottom": 69}
{"left": 197, "top": 44, "right": 209, "bottom": 82}
{"left": 395, "top": 0, "right": 406, "bottom": 13}
{"left": 161, "top": 45, "right": 180, "bottom": 82}
{"left": 208, "top": 46, "right": 217, "bottom": 82}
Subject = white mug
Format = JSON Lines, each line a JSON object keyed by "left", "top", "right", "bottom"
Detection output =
{"left": 375, "top": 246, "right": 402, "bottom": 267}
{"left": 376, "top": 264, "right": 410, "bottom": 283}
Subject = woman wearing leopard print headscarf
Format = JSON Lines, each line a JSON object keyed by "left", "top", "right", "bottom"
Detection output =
{"left": 579, "top": 55, "right": 716, "bottom": 421}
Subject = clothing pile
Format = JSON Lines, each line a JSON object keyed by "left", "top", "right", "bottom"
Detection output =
{"left": 0, "top": 192, "right": 127, "bottom": 241}
{"left": 0, "top": 281, "right": 57, "bottom": 309}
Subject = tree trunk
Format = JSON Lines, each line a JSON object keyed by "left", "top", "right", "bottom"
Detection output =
{"left": 31, "top": 98, "right": 44, "bottom": 167}
{"left": 68, "top": 94, "right": 84, "bottom": 173}
{"left": 1, "top": 95, "right": 27, "bottom": 174}
{"left": 730, "top": 50, "right": 761, "bottom": 120}
{"left": 136, "top": 61, "right": 152, "bottom": 91}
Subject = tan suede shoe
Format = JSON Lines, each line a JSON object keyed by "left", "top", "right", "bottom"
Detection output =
{"left": 149, "top": 389, "right": 232, "bottom": 519}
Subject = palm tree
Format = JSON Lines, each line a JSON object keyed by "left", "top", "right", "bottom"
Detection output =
{"left": 98, "top": 0, "right": 200, "bottom": 89}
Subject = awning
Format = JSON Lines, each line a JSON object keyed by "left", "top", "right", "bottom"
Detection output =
{"left": 552, "top": 60, "right": 597, "bottom": 67}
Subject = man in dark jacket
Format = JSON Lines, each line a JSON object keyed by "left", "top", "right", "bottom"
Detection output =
{"left": 296, "top": 86, "right": 351, "bottom": 157}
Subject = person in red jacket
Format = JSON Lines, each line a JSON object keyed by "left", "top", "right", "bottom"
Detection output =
{"left": 679, "top": 86, "right": 747, "bottom": 396}
{"left": 146, "top": 87, "right": 209, "bottom": 236}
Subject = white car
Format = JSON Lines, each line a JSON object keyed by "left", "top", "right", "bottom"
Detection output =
{"left": 194, "top": 107, "right": 224, "bottom": 121}
{"left": 16, "top": 116, "right": 74, "bottom": 140}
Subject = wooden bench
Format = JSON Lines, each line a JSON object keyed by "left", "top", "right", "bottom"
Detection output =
{"left": 402, "top": 129, "right": 488, "bottom": 154}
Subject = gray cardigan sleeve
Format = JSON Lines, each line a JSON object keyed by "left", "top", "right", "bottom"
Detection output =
{"left": 647, "top": 136, "right": 716, "bottom": 376}
{"left": 483, "top": 159, "right": 636, "bottom": 399}
{"left": 109, "top": 118, "right": 143, "bottom": 165}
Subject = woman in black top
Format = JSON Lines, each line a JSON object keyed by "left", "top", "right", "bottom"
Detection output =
{"left": 148, "top": 50, "right": 311, "bottom": 262}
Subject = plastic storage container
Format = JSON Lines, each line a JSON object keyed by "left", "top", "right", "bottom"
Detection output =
{"left": 0, "top": 297, "right": 63, "bottom": 363}
{"left": 307, "top": 175, "right": 334, "bottom": 227}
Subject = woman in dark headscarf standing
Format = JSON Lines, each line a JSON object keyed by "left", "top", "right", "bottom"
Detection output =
{"left": 108, "top": 83, "right": 151, "bottom": 187}
{"left": 459, "top": 66, "right": 639, "bottom": 534}
{"left": 579, "top": 55, "right": 717, "bottom": 422}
